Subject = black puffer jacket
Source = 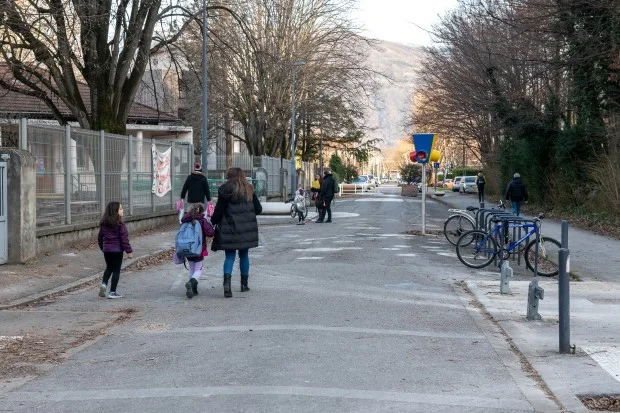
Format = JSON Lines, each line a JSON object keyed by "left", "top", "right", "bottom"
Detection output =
{"left": 505, "top": 177, "right": 528, "bottom": 202}
{"left": 320, "top": 173, "right": 336, "bottom": 199}
{"left": 180, "top": 172, "right": 211, "bottom": 203}
{"left": 210, "top": 181, "right": 262, "bottom": 251}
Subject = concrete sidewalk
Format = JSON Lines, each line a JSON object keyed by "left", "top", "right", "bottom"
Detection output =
{"left": 430, "top": 190, "right": 620, "bottom": 412}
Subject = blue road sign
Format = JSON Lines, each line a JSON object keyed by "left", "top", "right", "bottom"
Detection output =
{"left": 433, "top": 162, "right": 440, "bottom": 169}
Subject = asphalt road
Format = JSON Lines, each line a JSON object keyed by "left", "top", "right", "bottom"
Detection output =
{"left": 0, "top": 185, "right": 558, "bottom": 412}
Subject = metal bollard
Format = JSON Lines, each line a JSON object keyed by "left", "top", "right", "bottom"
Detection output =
{"left": 559, "top": 248, "right": 571, "bottom": 353}
{"left": 500, "top": 261, "right": 512, "bottom": 294}
{"left": 561, "top": 220, "right": 569, "bottom": 249}
{"left": 526, "top": 280, "right": 544, "bottom": 320}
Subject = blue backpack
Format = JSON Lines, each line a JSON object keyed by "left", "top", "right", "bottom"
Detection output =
{"left": 175, "top": 220, "right": 203, "bottom": 259}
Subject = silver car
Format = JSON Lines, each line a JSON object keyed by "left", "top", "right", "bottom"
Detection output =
{"left": 459, "top": 176, "right": 478, "bottom": 193}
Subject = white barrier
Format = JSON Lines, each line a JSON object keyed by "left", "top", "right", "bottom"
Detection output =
{"left": 338, "top": 183, "right": 378, "bottom": 196}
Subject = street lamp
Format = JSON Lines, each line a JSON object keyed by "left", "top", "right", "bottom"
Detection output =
{"left": 201, "top": 0, "right": 208, "bottom": 171}
{"left": 290, "top": 61, "right": 305, "bottom": 198}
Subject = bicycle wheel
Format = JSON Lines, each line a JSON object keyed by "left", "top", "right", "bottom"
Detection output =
{"left": 456, "top": 230, "right": 498, "bottom": 269}
{"left": 290, "top": 204, "right": 297, "bottom": 219}
{"left": 299, "top": 202, "right": 308, "bottom": 220}
{"left": 444, "top": 214, "right": 475, "bottom": 245}
{"left": 524, "top": 236, "right": 561, "bottom": 277}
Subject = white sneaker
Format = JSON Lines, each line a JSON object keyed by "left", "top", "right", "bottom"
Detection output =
{"left": 99, "top": 284, "right": 107, "bottom": 298}
{"left": 108, "top": 292, "right": 122, "bottom": 299}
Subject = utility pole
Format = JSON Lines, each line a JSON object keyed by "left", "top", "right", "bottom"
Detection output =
{"left": 201, "top": 0, "right": 208, "bottom": 170}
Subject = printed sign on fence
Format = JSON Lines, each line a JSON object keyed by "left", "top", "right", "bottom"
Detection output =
{"left": 152, "top": 145, "right": 171, "bottom": 197}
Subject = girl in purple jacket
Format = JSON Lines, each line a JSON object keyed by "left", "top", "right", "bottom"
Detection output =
{"left": 180, "top": 203, "right": 215, "bottom": 299}
{"left": 98, "top": 202, "right": 133, "bottom": 299}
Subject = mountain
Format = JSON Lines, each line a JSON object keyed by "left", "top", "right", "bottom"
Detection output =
{"left": 363, "top": 40, "right": 426, "bottom": 148}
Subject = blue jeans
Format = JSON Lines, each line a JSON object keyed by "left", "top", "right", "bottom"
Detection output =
{"left": 223, "top": 249, "right": 249, "bottom": 276}
{"left": 511, "top": 201, "right": 521, "bottom": 216}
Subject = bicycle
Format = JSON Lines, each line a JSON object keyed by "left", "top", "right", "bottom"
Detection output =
{"left": 443, "top": 206, "right": 477, "bottom": 245}
{"left": 443, "top": 201, "right": 505, "bottom": 245}
{"left": 285, "top": 192, "right": 309, "bottom": 220}
{"left": 455, "top": 214, "right": 561, "bottom": 276}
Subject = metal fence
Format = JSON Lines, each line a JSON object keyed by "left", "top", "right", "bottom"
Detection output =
{"left": 24, "top": 123, "right": 193, "bottom": 228}
{"left": 9, "top": 121, "right": 315, "bottom": 228}
{"left": 207, "top": 154, "right": 314, "bottom": 199}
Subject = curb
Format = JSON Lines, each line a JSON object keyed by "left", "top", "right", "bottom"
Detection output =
{"left": 0, "top": 251, "right": 164, "bottom": 311}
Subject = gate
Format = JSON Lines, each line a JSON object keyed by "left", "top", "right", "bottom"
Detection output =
{"left": 0, "top": 160, "right": 6, "bottom": 264}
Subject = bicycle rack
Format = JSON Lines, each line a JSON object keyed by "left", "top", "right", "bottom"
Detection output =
{"left": 474, "top": 207, "right": 510, "bottom": 231}
{"left": 489, "top": 215, "right": 539, "bottom": 268}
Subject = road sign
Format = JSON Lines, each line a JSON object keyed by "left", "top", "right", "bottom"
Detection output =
{"left": 433, "top": 162, "right": 440, "bottom": 169}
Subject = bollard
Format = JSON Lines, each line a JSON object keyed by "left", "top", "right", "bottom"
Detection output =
{"left": 561, "top": 220, "right": 569, "bottom": 249}
{"left": 526, "top": 280, "right": 544, "bottom": 320}
{"left": 500, "top": 261, "right": 512, "bottom": 294}
{"left": 559, "top": 248, "right": 571, "bottom": 354}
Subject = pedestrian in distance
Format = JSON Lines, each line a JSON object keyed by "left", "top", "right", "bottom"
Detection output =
{"left": 180, "top": 162, "right": 211, "bottom": 211}
{"left": 98, "top": 202, "right": 133, "bottom": 299}
{"left": 180, "top": 203, "right": 215, "bottom": 299}
{"left": 316, "top": 169, "right": 335, "bottom": 223}
{"left": 475, "top": 170, "right": 486, "bottom": 203}
{"left": 311, "top": 173, "right": 323, "bottom": 215}
{"left": 292, "top": 184, "right": 306, "bottom": 225}
{"left": 210, "top": 167, "right": 263, "bottom": 297}
{"left": 505, "top": 172, "right": 528, "bottom": 216}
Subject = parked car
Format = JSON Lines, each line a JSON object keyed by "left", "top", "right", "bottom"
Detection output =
{"left": 452, "top": 177, "right": 463, "bottom": 192}
{"left": 459, "top": 176, "right": 478, "bottom": 193}
{"left": 358, "top": 175, "right": 376, "bottom": 187}
{"left": 444, "top": 179, "right": 454, "bottom": 189}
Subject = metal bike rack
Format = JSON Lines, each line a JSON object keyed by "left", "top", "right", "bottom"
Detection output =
{"left": 489, "top": 215, "right": 538, "bottom": 267}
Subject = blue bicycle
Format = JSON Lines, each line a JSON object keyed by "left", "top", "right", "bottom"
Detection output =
{"left": 455, "top": 214, "right": 561, "bottom": 276}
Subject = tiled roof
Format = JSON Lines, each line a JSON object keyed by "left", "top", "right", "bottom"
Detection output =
{"left": 0, "top": 64, "right": 178, "bottom": 123}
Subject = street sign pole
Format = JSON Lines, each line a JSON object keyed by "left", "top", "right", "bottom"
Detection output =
{"left": 421, "top": 166, "right": 426, "bottom": 235}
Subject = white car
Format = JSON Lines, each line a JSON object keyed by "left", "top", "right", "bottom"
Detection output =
{"left": 452, "top": 176, "right": 463, "bottom": 192}
{"left": 358, "top": 175, "right": 376, "bottom": 187}
{"left": 459, "top": 176, "right": 478, "bottom": 193}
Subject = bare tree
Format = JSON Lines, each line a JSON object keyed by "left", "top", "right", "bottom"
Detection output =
{"left": 0, "top": 0, "right": 238, "bottom": 134}
{"left": 180, "top": 0, "right": 379, "bottom": 160}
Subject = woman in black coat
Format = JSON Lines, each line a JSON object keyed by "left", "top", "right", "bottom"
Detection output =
{"left": 211, "top": 167, "right": 262, "bottom": 297}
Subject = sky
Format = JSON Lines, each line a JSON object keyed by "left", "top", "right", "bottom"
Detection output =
{"left": 352, "top": 0, "right": 460, "bottom": 46}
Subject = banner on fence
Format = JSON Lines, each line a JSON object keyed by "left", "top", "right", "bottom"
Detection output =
{"left": 152, "top": 145, "right": 171, "bottom": 197}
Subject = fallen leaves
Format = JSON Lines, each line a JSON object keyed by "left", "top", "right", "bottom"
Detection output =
{"left": 579, "top": 395, "right": 620, "bottom": 411}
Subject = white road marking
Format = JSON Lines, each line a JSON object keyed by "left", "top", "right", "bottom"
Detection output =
{"left": 582, "top": 347, "right": 620, "bottom": 382}
{"left": 437, "top": 252, "right": 457, "bottom": 257}
{"left": 297, "top": 257, "right": 323, "bottom": 260}
{"left": 294, "top": 247, "right": 362, "bottom": 252}
{"left": 397, "top": 254, "right": 418, "bottom": 257}
{"left": 7, "top": 386, "right": 531, "bottom": 410}
{"left": 355, "top": 198, "right": 403, "bottom": 202}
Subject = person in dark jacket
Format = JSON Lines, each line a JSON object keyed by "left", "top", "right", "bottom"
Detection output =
{"left": 211, "top": 167, "right": 262, "bottom": 297}
{"left": 180, "top": 163, "right": 211, "bottom": 209}
{"left": 505, "top": 173, "right": 528, "bottom": 216}
{"left": 98, "top": 202, "right": 133, "bottom": 299}
{"left": 475, "top": 170, "right": 486, "bottom": 203}
{"left": 316, "top": 169, "right": 335, "bottom": 223}
{"left": 180, "top": 203, "right": 215, "bottom": 299}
